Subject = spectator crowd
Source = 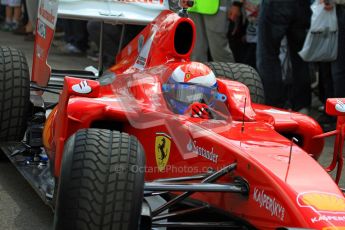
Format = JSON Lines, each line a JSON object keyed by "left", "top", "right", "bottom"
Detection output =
{"left": 0, "top": 0, "right": 344, "bottom": 129}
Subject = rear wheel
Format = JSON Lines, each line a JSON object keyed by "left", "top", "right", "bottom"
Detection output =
{"left": 0, "top": 46, "right": 30, "bottom": 142}
{"left": 205, "top": 62, "right": 265, "bottom": 104}
{"left": 54, "top": 128, "right": 145, "bottom": 230}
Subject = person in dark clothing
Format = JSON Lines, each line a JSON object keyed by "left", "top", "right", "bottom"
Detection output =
{"left": 256, "top": 0, "right": 312, "bottom": 113}
{"left": 61, "top": 19, "right": 88, "bottom": 54}
{"left": 228, "top": 0, "right": 260, "bottom": 69}
{"left": 87, "top": 21, "right": 143, "bottom": 68}
{"left": 326, "top": 0, "right": 345, "bottom": 97}
{"left": 0, "top": 4, "right": 4, "bottom": 22}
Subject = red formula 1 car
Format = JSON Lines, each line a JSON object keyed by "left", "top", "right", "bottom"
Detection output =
{"left": 1, "top": 1, "right": 345, "bottom": 229}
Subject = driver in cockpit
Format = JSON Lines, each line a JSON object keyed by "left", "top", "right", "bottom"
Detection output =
{"left": 162, "top": 62, "right": 227, "bottom": 119}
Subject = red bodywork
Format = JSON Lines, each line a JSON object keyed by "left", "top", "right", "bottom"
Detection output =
{"left": 40, "top": 10, "right": 345, "bottom": 229}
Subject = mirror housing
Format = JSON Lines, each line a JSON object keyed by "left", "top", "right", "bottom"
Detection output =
{"left": 326, "top": 98, "right": 345, "bottom": 116}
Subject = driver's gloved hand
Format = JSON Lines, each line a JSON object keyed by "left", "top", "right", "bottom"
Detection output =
{"left": 188, "top": 102, "right": 212, "bottom": 119}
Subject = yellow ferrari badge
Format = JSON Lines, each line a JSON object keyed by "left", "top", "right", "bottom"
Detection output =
{"left": 155, "top": 132, "right": 171, "bottom": 172}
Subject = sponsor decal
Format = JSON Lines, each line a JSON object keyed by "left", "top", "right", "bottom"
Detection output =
{"left": 37, "top": 19, "right": 46, "bottom": 39}
{"left": 136, "top": 56, "right": 147, "bottom": 66}
{"left": 297, "top": 192, "right": 345, "bottom": 213}
{"left": 298, "top": 192, "right": 345, "bottom": 225}
{"left": 311, "top": 215, "right": 345, "bottom": 223}
{"left": 272, "top": 155, "right": 289, "bottom": 163}
{"left": 323, "top": 227, "right": 345, "bottom": 230}
{"left": 36, "top": 44, "right": 45, "bottom": 59}
{"left": 155, "top": 132, "right": 171, "bottom": 171}
{"left": 127, "top": 45, "right": 132, "bottom": 55}
{"left": 72, "top": 81, "right": 92, "bottom": 94}
{"left": 265, "top": 108, "right": 290, "bottom": 115}
{"left": 335, "top": 99, "right": 345, "bottom": 113}
{"left": 134, "top": 31, "right": 156, "bottom": 70}
{"left": 138, "top": 35, "right": 144, "bottom": 52}
{"left": 95, "top": 97, "right": 121, "bottom": 102}
{"left": 187, "top": 139, "right": 219, "bottom": 163}
{"left": 38, "top": 0, "right": 58, "bottom": 29}
{"left": 253, "top": 187, "right": 285, "bottom": 221}
{"left": 255, "top": 127, "right": 267, "bottom": 132}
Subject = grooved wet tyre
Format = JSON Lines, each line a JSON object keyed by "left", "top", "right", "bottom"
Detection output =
{"left": 0, "top": 46, "right": 30, "bottom": 142}
{"left": 205, "top": 62, "right": 265, "bottom": 104}
{"left": 54, "top": 129, "right": 145, "bottom": 230}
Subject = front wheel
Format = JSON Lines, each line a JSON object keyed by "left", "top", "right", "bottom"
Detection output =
{"left": 54, "top": 128, "right": 145, "bottom": 230}
{"left": 0, "top": 46, "right": 30, "bottom": 142}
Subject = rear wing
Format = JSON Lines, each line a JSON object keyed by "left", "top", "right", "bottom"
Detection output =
{"left": 31, "top": 0, "right": 170, "bottom": 87}
{"left": 58, "top": 0, "right": 169, "bottom": 25}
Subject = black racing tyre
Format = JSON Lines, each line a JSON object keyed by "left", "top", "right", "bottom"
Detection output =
{"left": 0, "top": 46, "right": 30, "bottom": 142}
{"left": 205, "top": 62, "right": 265, "bottom": 104}
{"left": 54, "top": 129, "right": 145, "bottom": 230}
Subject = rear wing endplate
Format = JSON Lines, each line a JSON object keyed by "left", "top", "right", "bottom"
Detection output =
{"left": 31, "top": 0, "right": 169, "bottom": 87}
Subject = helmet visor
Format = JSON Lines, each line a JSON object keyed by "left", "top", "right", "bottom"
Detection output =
{"left": 162, "top": 83, "right": 227, "bottom": 106}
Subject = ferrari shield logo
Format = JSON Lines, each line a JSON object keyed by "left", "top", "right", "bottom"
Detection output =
{"left": 155, "top": 132, "right": 171, "bottom": 172}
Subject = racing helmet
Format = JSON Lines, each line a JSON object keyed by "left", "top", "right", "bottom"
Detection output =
{"left": 162, "top": 62, "right": 227, "bottom": 114}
